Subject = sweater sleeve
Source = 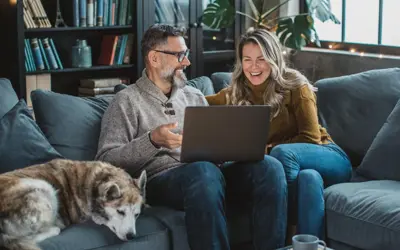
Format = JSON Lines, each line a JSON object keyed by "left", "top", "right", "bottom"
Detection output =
{"left": 205, "top": 88, "right": 228, "bottom": 105}
{"left": 282, "top": 85, "right": 321, "bottom": 144}
{"left": 95, "top": 92, "right": 160, "bottom": 171}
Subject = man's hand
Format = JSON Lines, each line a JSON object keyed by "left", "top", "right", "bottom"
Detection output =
{"left": 150, "top": 122, "right": 182, "bottom": 149}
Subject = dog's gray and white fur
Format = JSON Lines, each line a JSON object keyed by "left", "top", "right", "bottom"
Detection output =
{"left": 0, "top": 159, "right": 147, "bottom": 250}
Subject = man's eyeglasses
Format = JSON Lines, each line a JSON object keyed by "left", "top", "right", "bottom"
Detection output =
{"left": 154, "top": 49, "right": 190, "bottom": 62}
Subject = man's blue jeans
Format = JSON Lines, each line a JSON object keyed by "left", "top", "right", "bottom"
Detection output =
{"left": 270, "top": 142, "right": 352, "bottom": 239}
{"left": 146, "top": 155, "right": 287, "bottom": 250}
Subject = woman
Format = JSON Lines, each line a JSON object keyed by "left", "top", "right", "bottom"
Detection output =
{"left": 205, "top": 28, "right": 352, "bottom": 240}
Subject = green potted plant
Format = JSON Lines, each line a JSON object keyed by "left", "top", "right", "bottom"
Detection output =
{"left": 202, "top": 0, "right": 339, "bottom": 50}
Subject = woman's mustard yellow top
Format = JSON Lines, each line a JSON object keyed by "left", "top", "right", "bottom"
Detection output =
{"left": 205, "top": 82, "right": 332, "bottom": 153}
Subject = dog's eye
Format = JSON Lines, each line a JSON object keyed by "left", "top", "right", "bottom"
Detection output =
{"left": 117, "top": 210, "right": 125, "bottom": 216}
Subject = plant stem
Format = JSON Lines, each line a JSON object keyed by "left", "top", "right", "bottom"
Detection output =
{"left": 236, "top": 11, "right": 258, "bottom": 22}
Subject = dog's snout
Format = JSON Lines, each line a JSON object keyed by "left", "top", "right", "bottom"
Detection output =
{"left": 126, "top": 232, "right": 135, "bottom": 240}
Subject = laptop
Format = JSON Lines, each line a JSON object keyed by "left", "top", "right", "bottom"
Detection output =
{"left": 180, "top": 105, "right": 271, "bottom": 163}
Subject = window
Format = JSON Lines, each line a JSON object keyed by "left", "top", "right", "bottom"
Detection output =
{"left": 313, "top": 0, "right": 400, "bottom": 47}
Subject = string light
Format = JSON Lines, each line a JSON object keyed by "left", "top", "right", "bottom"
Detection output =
{"left": 328, "top": 44, "right": 333, "bottom": 49}
{"left": 360, "top": 52, "right": 364, "bottom": 56}
{"left": 9, "top": 0, "right": 16, "bottom": 4}
{"left": 350, "top": 48, "right": 356, "bottom": 53}
{"left": 379, "top": 54, "right": 383, "bottom": 58}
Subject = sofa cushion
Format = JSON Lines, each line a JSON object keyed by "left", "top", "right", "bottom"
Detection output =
{"left": 324, "top": 180, "right": 400, "bottom": 250}
{"left": 39, "top": 207, "right": 187, "bottom": 250}
{"left": 315, "top": 68, "right": 400, "bottom": 167}
{"left": 0, "top": 78, "right": 19, "bottom": 120}
{"left": 186, "top": 76, "right": 215, "bottom": 95}
{"left": 31, "top": 90, "right": 110, "bottom": 161}
{"left": 0, "top": 100, "right": 63, "bottom": 173}
{"left": 210, "top": 72, "right": 232, "bottom": 93}
{"left": 356, "top": 99, "right": 400, "bottom": 181}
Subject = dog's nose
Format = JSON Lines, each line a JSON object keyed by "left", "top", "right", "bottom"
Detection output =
{"left": 126, "top": 232, "right": 135, "bottom": 240}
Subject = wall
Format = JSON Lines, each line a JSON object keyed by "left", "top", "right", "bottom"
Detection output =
{"left": 289, "top": 48, "right": 400, "bottom": 83}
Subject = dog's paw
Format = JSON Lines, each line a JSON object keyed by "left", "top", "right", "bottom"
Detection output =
{"left": 48, "top": 226, "right": 61, "bottom": 237}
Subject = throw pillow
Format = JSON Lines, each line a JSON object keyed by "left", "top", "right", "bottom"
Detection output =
{"left": 31, "top": 90, "right": 110, "bottom": 161}
{"left": 0, "top": 78, "right": 19, "bottom": 120}
{"left": 186, "top": 76, "right": 215, "bottom": 96}
{"left": 356, "top": 98, "right": 400, "bottom": 181}
{"left": 0, "top": 100, "right": 63, "bottom": 174}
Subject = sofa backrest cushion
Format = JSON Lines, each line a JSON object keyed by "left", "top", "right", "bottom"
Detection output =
{"left": 0, "top": 78, "right": 19, "bottom": 120}
{"left": 315, "top": 68, "right": 400, "bottom": 167}
{"left": 186, "top": 76, "right": 215, "bottom": 95}
{"left": 31, "top": 90, "right": 110, "bottom": 161}
{"left": 0, "top": 100, "right": 63, "bottom": 173}
{"left": 210, "top": 72, "right": 232, "bottom": 93}
{"left": 356, "top": 98, "right": 400, "bottom": 181}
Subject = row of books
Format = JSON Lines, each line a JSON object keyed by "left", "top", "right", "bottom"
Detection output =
{"left": 23, "top": 0, "right": 51, "bottom": 29}
{"left": 73, "top": 0, "right": 133, "bottom": 27}
{"left": 78, "top": 77, "right": 129, "bottom": 97}
{"left": 155, "top": 0, "right": 186, "bottom": 25}
{"left": 98, "top": 34, "right": 134, "bottom": 65}
{"left": 25, "top": 38, "right": 63, "bottom": 73}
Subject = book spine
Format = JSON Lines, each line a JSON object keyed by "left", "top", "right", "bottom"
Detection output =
{"left": 73, "top": 0, "right": 79, "bottom": 27}
{"left": 87, "top": 0, "right": 94, "bottom": 27}
{"left": 38, "top": 39, "right": 50, "bottom": 70}
{"left": 103, "top": 0, "right": 109, "bottom": 26}
{"left": 49, "top": 38, "right": 64, "bottom": 70}
{"left": 25, "top": 39, "right": 37, "bottom": 71}
{"left": 42, "top": 38, "right": 58, "bottom": 70}
{"left": 30, "top": 38, "right": 45, "bottom": 70}
{"left": 80, "top": 0, "right": 87, "bottom": 27}
{"left": 97, "top": 0, "right": 104, "bottom": 26}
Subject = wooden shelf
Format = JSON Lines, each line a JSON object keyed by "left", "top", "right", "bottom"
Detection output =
{"left": 25, "top": 64, "right": 134, "bottom": 75}
{"left": 25, "top": 25, "right": 134, "bottom": 34}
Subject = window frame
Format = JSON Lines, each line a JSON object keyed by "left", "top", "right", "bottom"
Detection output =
{"left": 301, "top": 0, "right": 400, "bottom": 56}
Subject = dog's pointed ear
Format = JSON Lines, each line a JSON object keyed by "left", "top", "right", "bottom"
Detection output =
{"left": 137, "top": 170, "right": 147, "bottom": 193}
{"left": 105, "top": 183, "right": 121, "bottom": 201}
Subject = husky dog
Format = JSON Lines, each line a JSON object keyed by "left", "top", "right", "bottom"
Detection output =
{"left": 0, "top": 159, "right": 147, "bottom": 250}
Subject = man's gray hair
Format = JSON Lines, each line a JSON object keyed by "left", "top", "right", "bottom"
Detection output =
{"left": 141, "top": 24, "right": 186, "bottom": 64}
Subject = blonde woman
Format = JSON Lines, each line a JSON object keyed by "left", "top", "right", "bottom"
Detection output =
{"left": 206, "top": 28, "right": 352, "bottom": 240}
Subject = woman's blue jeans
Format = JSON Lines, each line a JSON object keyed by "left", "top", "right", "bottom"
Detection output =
{"left": 146, "top": 155, "right": 287, "bottom": 250}
{"left": 270, "top": 142, "right": 352, "bottom": 239}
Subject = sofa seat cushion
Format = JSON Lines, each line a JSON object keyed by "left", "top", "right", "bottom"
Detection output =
{"left": 31, "top": 90, "right": 110, "bottom": 161}
{"left": 39, "top": 207, "right": 188, "bottom": 250}
{"left": 324, "top": 180, "right": 400, "bottom": 250}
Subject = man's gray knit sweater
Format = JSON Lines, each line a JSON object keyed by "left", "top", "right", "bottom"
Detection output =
{"left": 95, "top": 70, "right": 208, "bottom": 179}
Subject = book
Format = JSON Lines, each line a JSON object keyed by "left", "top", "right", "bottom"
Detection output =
{"left": 78, "top": 86, "right": 115, "bottom": 95}
{"left": 80, "top": 78, "right": 122, "bottom": 88}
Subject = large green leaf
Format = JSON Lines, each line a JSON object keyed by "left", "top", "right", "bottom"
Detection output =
{"left": 306, "top": 0, "right": 340, "bottom": 23}
{"left": 276, "top": 15, "right": 320, "bottom": 50}
{"left": 202, "top": 0, "right": 236, "bottom": 29}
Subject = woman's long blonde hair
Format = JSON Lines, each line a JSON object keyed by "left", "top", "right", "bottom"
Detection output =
{"left": 226, "top": 28, "right": 316, "bottom": 118}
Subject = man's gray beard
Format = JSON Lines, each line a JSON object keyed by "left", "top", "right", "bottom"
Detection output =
{"left": 162, "top": 68, "right": 187, "bottom": 89}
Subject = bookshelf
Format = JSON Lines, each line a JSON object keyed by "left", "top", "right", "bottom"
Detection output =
{"left": 0, "top": 0, "right": 140, "bottom": 100}
{"left": 0, "top": 0, "right": 245, "bottom": 100}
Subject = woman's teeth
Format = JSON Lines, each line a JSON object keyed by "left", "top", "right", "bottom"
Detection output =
{"left": 250, "top": 72, "right": 262, "bottom": 76}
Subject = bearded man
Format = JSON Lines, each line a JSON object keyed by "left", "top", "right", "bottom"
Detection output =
{"left": 96, "top": 24, "right": 287, "bottom": 250}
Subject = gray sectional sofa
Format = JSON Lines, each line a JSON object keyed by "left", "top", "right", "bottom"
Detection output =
{"left": 1, "top": 67, "right": 399, "bottom": 250}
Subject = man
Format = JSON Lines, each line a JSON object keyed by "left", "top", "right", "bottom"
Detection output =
{"left": 96, "top": 24, "right": 287, "bottom": 250}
